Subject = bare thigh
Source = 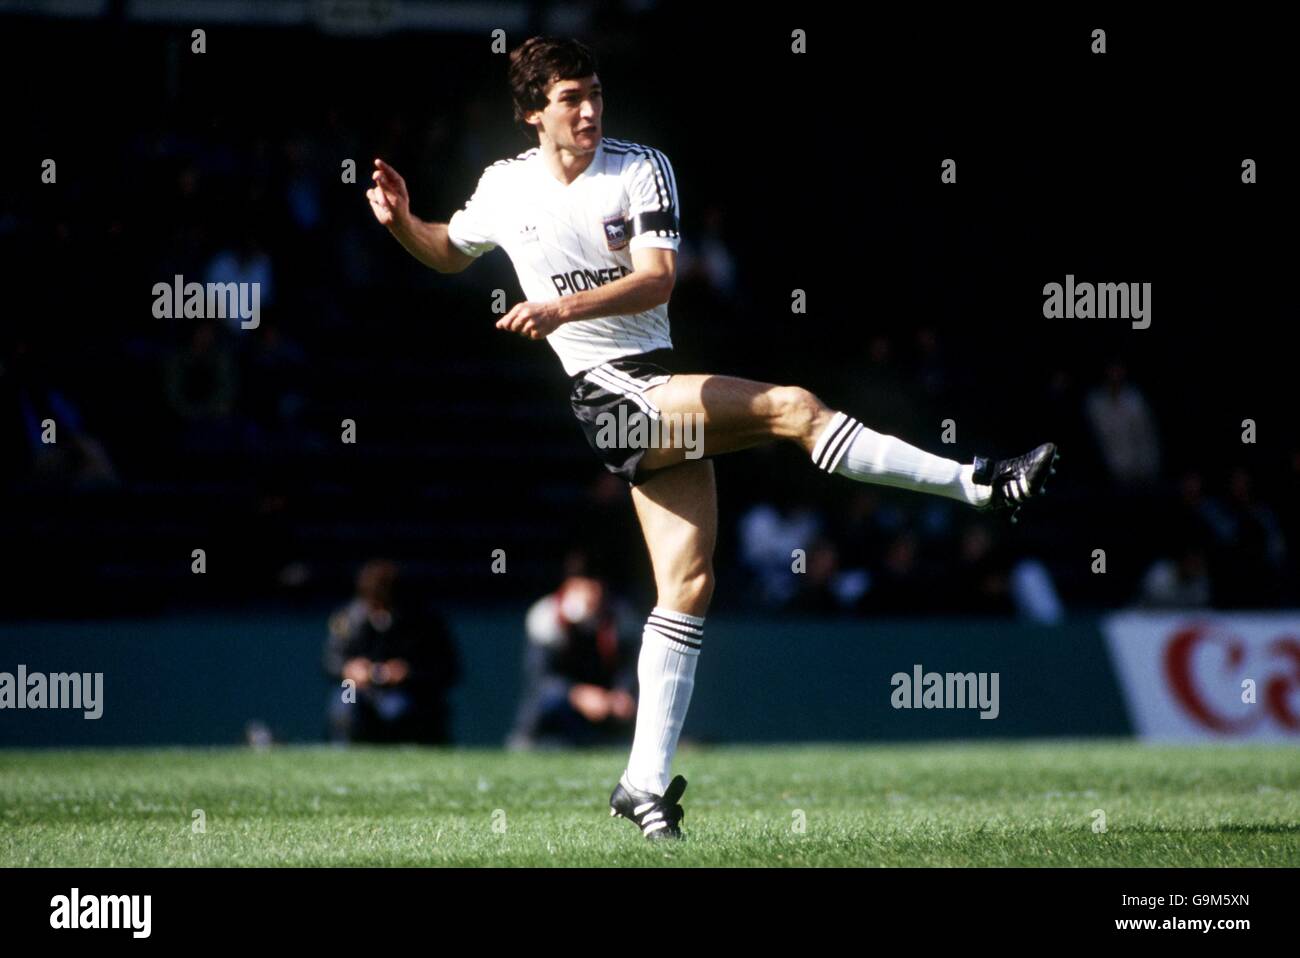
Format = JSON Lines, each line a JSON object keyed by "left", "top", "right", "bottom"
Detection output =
{"left": 637, "top": 374, "right": 834, "bottom": 472}
{"left": 630, "top": 457, "right": 717, "bottom": 617}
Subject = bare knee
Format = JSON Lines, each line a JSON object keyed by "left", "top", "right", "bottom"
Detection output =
{"left": 768, "top": 386, "right": 829, "bottom": 444}
{"left": 659, "top": 564, "right": 714, "bottom": 617}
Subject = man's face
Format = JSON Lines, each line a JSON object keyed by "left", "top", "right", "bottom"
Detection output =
{"left": 528, "top": 74, "right": 602, "bottom": 152}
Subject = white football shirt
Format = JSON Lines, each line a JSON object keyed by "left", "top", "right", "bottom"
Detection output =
{"left": 446, "top": 137, "right": 681, "bottom": 377}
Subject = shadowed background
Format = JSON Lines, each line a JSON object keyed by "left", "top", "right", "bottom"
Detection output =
{"left": 0, "top": 4, "right": 1294, "bottom": 745}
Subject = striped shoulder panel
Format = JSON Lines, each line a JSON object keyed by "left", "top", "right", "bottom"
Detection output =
{"left": 602, "top": 138, "right": 678, "bottom": 224}
{"left": 603, "top": 136, "right": 655, "bottom": 152}
{"left": 489, "top": 147, "right": 540, "bottom": 169}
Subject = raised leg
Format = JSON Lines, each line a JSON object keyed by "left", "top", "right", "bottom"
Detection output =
{"left": 638, "top": 374, "right": 832, "bottom": 472}
{"left": 638, "top": 373, "right": 990, "bottom": 506}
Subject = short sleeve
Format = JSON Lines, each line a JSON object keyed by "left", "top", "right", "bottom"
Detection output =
{"left": 447, "top": 169, "right": 501, "bottom": 257}
{"left": 625, "top": 149, "right": 681, "bottom": 252}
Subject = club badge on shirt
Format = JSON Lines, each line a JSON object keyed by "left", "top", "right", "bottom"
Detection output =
{"left": 602, "top": 213, "right": 629, "bottom": 251}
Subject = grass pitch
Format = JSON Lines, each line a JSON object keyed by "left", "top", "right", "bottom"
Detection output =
{"left": 2, "top": 741, "right": 1298, "bottom": 867}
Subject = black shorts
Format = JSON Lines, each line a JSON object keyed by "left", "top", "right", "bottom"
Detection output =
{"left": 569, "top": 348, "right": 677, "bottom": 485}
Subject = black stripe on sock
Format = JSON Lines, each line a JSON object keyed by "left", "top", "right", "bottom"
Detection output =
{"left": 647, "top": 625, "right": 703, "bottom": 647}
{"left": 825, "top": 421, "right": 863, "bottom": 473}
{"left": 817, "top": 416, "right": 859, "bottom": 471}
{"left": 658, "top": 635, "right": 702, "bottom": 654}
{"left": 646, "top": 623, "right": 702, "bottom": 650}
{"left": 648, "top": 612, "right": 704, "bottom": 635}
{"left": 648, "top": 615, "right": 704, "bottom": 641}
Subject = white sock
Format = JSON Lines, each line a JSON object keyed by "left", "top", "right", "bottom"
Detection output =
{"left": 811, "top": 411, "right": 991, "bottom": 507}
{"left": 624, "top": 606, "right": 703, "bottom": 795}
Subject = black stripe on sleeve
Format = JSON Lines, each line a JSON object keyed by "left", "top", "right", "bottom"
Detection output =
{"left": 632, "top": 210, "right": 679, "bottom": 237}
{"left": 643, "top": 150, "right": 674, "bottom": 217}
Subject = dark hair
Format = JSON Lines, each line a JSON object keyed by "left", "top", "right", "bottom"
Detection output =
{"left": 509, "top": 37, "right": 598, "bottom": 142}
{"left": 356, "top": 558, "right": 400, "bottom": 608}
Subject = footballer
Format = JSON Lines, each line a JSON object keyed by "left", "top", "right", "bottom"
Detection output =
{"left": 367, "top": 36, "right": 1058, "bottom": 839}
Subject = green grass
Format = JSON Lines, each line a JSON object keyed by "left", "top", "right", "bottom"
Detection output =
{"left": 2, "top": 741, "right": 1298, "bottom": 866}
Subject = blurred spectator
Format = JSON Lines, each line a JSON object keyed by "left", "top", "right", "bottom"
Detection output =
{"left": 164, "top": 321, "right": 238, "bottom": 430}
{"left": 947, "top": 522, "right": 1064, "bottom": 622}
{"left": 787, "top": 536, "right": 871, "bottom": 614}
{"left": 940, "top": 524, "right": 1015, "bottom": 616}
{"left": 861, "top": 531, "right": 941, "bottom": 614}
{"left": 241, "top": 322, "right": 310, "bottom": 444}
{"left": 324, "top": 560, "right": 460, "bottom": 745}
{"left": 1009, "top": 559, "right": 1065, "bottom": 624}
{"left": 1213, "top": 467, "right": 1287, "bottom": 606}
{"left": 244, "top": 720, "right": 274, "bottom": 750}
{"left": 1172, "top": 471, "right": 1236, "bottom": 546}
{"left": 25, "top": 411, "right": 118, "bottom": 490}
{"left": 678, "top": 204, "right": 737, "bottom": 300}
{"left": 857, "top": 335, "right": 915, "bottom": 433}
{"left": 1135, "top": 546, "right": 1212, "bottom": 609}
{"left": 1030, "top": 368, "right": 1091, "bottom": 482}
{"left": 912, "top": 326, "right": 949, "bottom": 409}
{"left": 739, "top": 500, "right": 824, "bottom": 606}
{"left": 507, "top": 575, "right": 638, "bottom": 749}
{"left": 835, "top": 488, "right": 907, "bottom": 571}
{"left": 204, "top": 234, "right": 274, "bottom": 332}
{"left": 3, "top": 339, "right": 117, "bottom": 489}
{"left": 283, "top": 136, "right": 324, "bottom": 233}
{"left": 1084, "top": 361, "right": 1160, "bottom": 486}
{"left": 564, "top": 472, "right": 647, "bottom": 597}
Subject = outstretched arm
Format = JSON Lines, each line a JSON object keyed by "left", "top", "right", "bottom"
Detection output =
{"left": 496, "top": 246, "right": 676, "bottom": 340}
{"left": 367, "top": 158, "right": 475, "bottom": 274}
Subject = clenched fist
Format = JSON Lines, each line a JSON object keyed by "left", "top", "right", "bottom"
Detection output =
{"left": 496, "top": 300, "right": 565, "bottom": 340}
